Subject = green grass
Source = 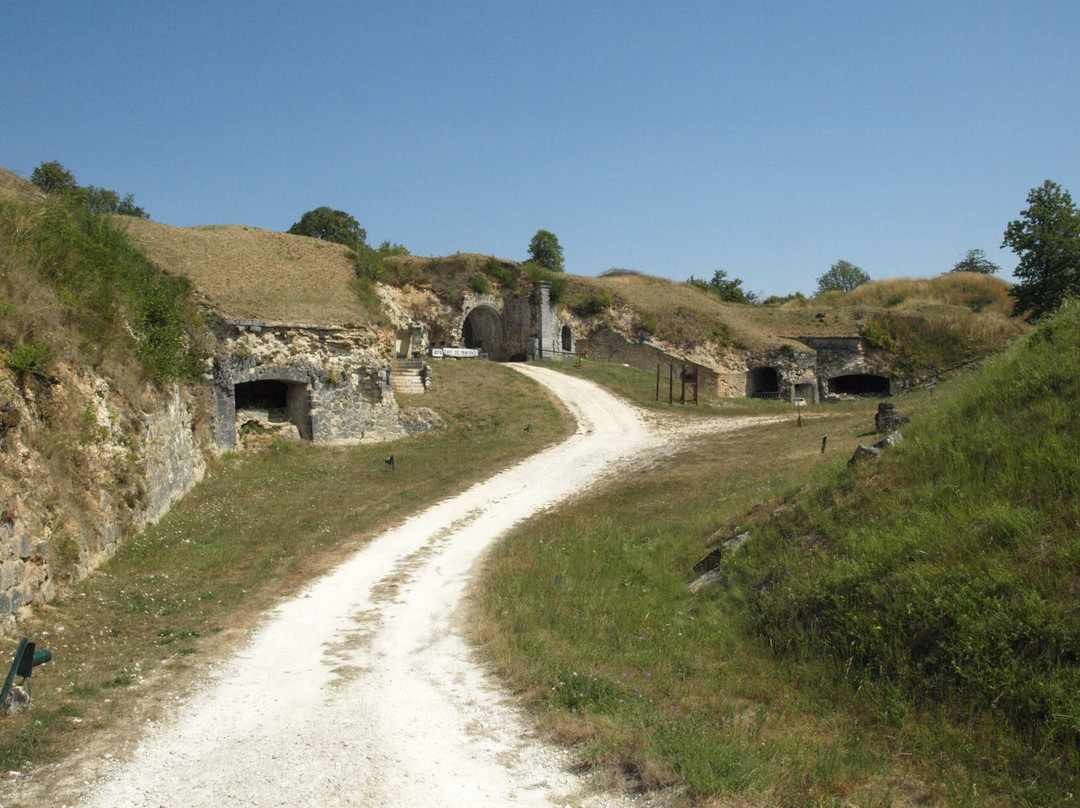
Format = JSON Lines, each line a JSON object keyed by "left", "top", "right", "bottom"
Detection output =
{"left": 475, "top": 305, "right": 1080, "bottom": 806}
{"left": 0, "top": 360, "right": 572, "bottom": 784}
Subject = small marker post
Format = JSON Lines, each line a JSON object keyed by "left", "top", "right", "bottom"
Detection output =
{"left": 821, "top": 434, "right": 828, "bottom": 454}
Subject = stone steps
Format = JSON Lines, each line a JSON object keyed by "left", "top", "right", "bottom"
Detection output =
{"left": 390, "top": 358, "right": 427, "bottom": 394}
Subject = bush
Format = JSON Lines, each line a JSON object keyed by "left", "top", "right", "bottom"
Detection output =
{"left": 469, "top": 273, "right": 491, "bottom": 295}
{"left": 6, "top": 342, "right": 50, "bottom": 379}
{"left": 569, "top": 289, "right": 612, "bottom": 317}
{"left": 4, "top": 194, "right": 202, "bottom": 385}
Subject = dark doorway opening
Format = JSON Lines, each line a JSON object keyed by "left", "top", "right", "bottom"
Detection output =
{"left": 561, "top": 325, "right": 573, "bottom": 353}
{"left": 829, "top": 374, "right": 891, "bottom": 396}
{"left": 234, "top": 379, "right": 312, "bottom": 439}
{"left": 747, "top": 366, "right": 780, "bottom": 398}
{"left": 462, "top": 306, "right": 502, "bottom": 358}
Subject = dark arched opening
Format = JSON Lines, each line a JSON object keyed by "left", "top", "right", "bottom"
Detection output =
{"left": 829, "top": 374, "right": 891, "bottom": 396}
{"left": 747, "top": 366, "right": 780, "bottom": 398}
{"left": 462, "top": 306, "right": 503, "bottom": 359}
{"left": 561, "top": 324, "right": 573, "bottom": 353}
{"left": 234, "top": 379, "right": 312, "bottom": 439}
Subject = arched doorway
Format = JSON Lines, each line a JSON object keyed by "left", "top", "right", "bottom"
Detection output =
{"left": 462, "top": 306, "right": 504, "bottom": 358}
{"left": 561, "top": 324, "right": 573, "bottom": 353}
{"left": 747, "top": 366, "right": 780, "bottom": 398}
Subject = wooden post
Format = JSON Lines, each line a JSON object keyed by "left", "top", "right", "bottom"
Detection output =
{"left": 680, "top": 364, "right": 686, "bottom": 404}
{"left": 668, "top": 364, "right": 674, "bottom": 404}
{"left": 656, "top": 364, "right": 660, "bottom": 401}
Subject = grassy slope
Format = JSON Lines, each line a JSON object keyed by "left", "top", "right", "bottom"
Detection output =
{"left": 122, "top": 217, "right": 370, "bottom": 325}
{"left": 476, "top": 305, "right": 1078, "bottom": 807}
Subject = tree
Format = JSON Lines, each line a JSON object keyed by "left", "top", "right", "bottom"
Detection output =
{"left": 687, "top": 269, "right": 755, "bottom": 304}
{"left": 84, "top": 186, "right": 149, "bottom": 218}
{"left": 288, "top": 207, "right": 367, "bottom": 251}
{"left": 29, "top": 161, "right": 151, "bottom": 219}
{"left": 950, "top": 249, "right": 999, "bottom": 274}
{"left": 30, "top": 160, "right": 79, "bottom": 195}
{"left": 816, "top": 260, "right": 870, "bottom": 296}
{"left": 1003, "top": 180, "right": 1080, "bottom": 320}
{"left": 527, "top": 229, "right": 564, "bottom": 273}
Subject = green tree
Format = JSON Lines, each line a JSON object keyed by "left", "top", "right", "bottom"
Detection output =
{"left": 30, "top": 160, "right": 79, "bottom": 195}
{"left": 950, "top": 248, "right": 999, "bottom": 274}
{"left": 85, "top": 186, "right": 149, "bottom": 218}
{"left": 687, "top": 269, "right": 755, "bottom": 304}
{"left": 527, "top": 229, "right": 564, "bottom": 272}
{"left": 288, "top": 207, "right": 367, "bottom": 251}
{"left": 1003, "top": 180, "right": 1080, "bottom": 320}
{"left": 815, "top": 260, "right": 870, "bottom": 295}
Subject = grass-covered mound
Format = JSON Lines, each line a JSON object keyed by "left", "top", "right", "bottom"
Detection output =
{"left": 735, "top": 300, "right": 1080, "bottom": 802}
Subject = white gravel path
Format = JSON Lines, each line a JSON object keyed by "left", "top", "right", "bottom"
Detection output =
{"left": 73, "top": 365, "right": 672, "bottom": 808}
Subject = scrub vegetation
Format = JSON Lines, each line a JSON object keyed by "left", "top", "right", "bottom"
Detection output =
{"left": 476, "top": 303, "right": 1080, "bottom": 807}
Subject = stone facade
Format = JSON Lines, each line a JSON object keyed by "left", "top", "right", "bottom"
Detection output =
{"left": 453, "top": 282, "right": 576, "bottom": 362}
{"left": 211, "top": 319, "right": 439, "bottom": 449}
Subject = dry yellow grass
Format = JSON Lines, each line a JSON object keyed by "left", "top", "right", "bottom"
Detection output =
{"left": 121, "top": 218, "right": 367, "bottom": 324}
{"left": 571, "top": 270, "right": 1025, "bottom": 353}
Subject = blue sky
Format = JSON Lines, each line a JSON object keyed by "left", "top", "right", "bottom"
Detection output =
{"left": 4, "top": 1, "right": 1079, "bottom": 296}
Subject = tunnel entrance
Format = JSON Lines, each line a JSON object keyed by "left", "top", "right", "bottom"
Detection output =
{"left": 747, "top": 366, "right": 780, "bottom": 399}
{"left": 462, "top": 306, "right": 503, "bottom": 359}
{"left": 234, "top": 379, "right": 312, "bottom": 439}
{"left": 828, "top": 374, "right": 891, "bottom": 396}
{"left": 561, "top": 324, "right": 573, "bottom": 353}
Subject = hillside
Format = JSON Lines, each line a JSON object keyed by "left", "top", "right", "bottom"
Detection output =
{"left": 118, "top": 207, "right": 1027, "bottom": 385}
{"left": 122, "top": 217, "right": 367, "bottom": 325}
{"left": 476, "top": 302, "right": 1080, "bottom": 806}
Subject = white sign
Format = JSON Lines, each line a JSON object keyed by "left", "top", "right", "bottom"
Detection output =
{"left": 432, "top": 347, "right": 479, "bottom": 359}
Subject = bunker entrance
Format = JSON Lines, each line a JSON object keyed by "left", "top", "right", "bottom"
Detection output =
{"left": 561, "top": 324, "right": 573, "bottom": 353}
{"left": 747, "top": 366, "right": 780, "bottom": 399}
{"left": 234, "top": 379, "right": 312, "bottom": 439}
{"left": 828, "top": 374, "right": 891, "bottom": 396}
{"left": 462, "top": 306, "right": 504, "bottom": 359}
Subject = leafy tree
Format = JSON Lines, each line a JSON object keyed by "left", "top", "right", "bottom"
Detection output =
{"left": 527, "top": 229, "right": 564, "bottom": 273}
{"left": 950, "top": 249, "right": 999, "bottom": 274}
{"left": 1003, "top": 180, "right": 1080, "bottom": 320}
{"left": 687, "top": 269, "right": 755, "bottom": 304}
{"left": 84, "top": 186, "right": 149, "bottom": 218}
{"left": 30, "top": 160, "right": 79, "bottom": 194}
{"left": 30, "top": 161, "right": 149, "bottom": 218}
{"left": 288, "top": 207, "right": 367, "bottom": 251}
{"left": 815, "top": 260, "right": 870, "bottom": 295}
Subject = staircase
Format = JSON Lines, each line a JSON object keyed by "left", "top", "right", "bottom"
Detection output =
{"left": 390, "top": 359, "right": 427, "bottom": 394}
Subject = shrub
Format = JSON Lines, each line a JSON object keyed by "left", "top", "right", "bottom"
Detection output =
{"left": 469, "top": 273, "right": 491, "bottom": 295}
{"left": 569, "top": 289, "right": 612, "bottom": 317}
{"left": 6, "top": 342, "right": 50, "bottom": 379}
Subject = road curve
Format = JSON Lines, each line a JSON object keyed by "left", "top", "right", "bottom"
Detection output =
{"left": 76, "top": 365, "right": 662, "bottom": 808}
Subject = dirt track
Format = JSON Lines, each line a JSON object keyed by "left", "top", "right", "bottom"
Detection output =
{"left": 69, "top": 366, "right": 734, "bottom": 807}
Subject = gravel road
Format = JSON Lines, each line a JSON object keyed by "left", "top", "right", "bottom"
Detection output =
{"left": 73, "top": 365, "right": 677, "bottom": 808}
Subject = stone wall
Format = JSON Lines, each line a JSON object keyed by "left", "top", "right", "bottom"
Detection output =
{"left": 212, "top": 319, "right": 440, "bottom": 448}
{"left": 1, "top": 378, "right": 208, "bottom": 631}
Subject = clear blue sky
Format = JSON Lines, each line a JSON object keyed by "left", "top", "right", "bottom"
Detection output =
{"left": 4, "top": 1, "right": 1079, "bottom": 296}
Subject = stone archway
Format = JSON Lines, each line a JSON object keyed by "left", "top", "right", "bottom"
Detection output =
{"left": 462, "top": 305, "right": 505, "bottom": 359}
{"left": 560, "top": 324, "right": 573, "bottom": 353}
